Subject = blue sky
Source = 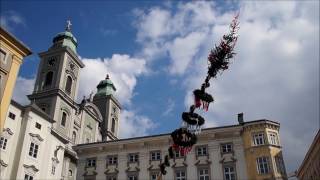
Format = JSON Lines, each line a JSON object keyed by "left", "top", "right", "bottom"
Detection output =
{"left": 1, "top": 0, "right": 319, "bottom": 174}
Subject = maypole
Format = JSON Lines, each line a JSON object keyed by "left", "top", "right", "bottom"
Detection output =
{"left": 158, "top": 14, "right": 240, "bottom": 178}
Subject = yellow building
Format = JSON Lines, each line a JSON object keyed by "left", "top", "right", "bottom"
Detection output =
{"left": 239, "top": 113, "right": 287, "bottom": 180}
{"left": 0, "top": 26, "right": 32, "bottom": 131}
{"left": 296, "top": 130, "right": 320, "bottom": 180}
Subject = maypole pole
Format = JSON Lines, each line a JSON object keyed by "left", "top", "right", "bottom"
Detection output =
{"left": 159, "top": 13, "right": 240, "bottom": 177}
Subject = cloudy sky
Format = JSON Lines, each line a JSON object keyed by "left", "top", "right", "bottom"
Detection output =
{"left": 1, "top": 0, "right": 318, "bottom": 174}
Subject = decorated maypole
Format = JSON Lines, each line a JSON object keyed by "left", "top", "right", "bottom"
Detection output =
{"left": 158, "top": 14, "right": 240, "bottom": 178}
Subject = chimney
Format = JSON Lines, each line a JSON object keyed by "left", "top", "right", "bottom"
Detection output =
{"left": 238, "top": 113, "right": 244, "bottom": 125}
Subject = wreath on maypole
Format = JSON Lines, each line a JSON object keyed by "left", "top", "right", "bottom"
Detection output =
{"left": 159, "top": 14, "right": 240, "bottom": 177}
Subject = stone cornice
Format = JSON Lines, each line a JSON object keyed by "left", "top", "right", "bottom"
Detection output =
{"left": 23, "top": 164, "right": 39, "bottom": 172}
{"left": 0, "top": 159, "right": 8, "bottom": 167}
{"left": 29, "top": 133, "right": 44, "bottom": 142}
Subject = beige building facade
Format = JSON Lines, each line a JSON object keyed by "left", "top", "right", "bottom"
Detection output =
{"left": 0, "top": 26, "right": 32, "bottom": 131}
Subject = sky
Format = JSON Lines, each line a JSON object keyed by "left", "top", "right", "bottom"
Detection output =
{"left": 1, "top": 0, "right": 319, "bottom": 174}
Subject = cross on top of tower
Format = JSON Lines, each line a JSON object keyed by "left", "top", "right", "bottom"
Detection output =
{"left": 66, "top": 20, "right": 72, "bottom": 32}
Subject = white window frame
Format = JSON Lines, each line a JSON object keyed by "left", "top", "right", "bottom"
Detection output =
{"left": 0, "top": 137, "right": 8, "bottom": 150}
{"left": 8, "top": 112, "right": 16, "bottom": 120}
{"left": 107, "top": 155, "right": 118, "bottom": 165}
{"left": 256, "top": 156, "right": 270, "bottom": 174}
{"left": 175, "top": 169, "right": 186, "bottom": 180}
{"left": 24, "top": 174, "right": 34, "bottom": 180}
{"left": 0, "top": 48, "right": 8, "bottom": 64}
{"left": 150, "top": 171, "right": 159, "bottom": 180}
{"left": 175, "top": 150, "right": 185, "bottom": 158}
{"left": 196, "top": 145, "right": 208, "bottom": 156}
{"left": 221, "top": 143, "right": 233, "bottom": 153}
{"left": 128, "top": 153, "right": 139, "bottom": 163}
{"left": 223, "top": 165, "right": 236, "bottom": 180}
{"left": 86, "top": 158, "right": 96, "bottom": 167}
{"left": 252, "top": 132, "right": 265, "bottom": 146}
{"left": 28, "top": 142, "right": 39, "bottom": 158}
{"left": 198, "top": 168, "right": 210, "bottom": 180}
{"left": 150, "top": 151, "right": 161, "bottom": 161}
{"left": 268, "top": 132, "right": 279, "bottom": 145}
{"left": 127, "top": 174, "right": 138, "bottom": 180}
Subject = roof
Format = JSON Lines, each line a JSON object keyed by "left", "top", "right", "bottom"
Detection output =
{"left": 0, "top": 26, "right": 32, "bottom": 56}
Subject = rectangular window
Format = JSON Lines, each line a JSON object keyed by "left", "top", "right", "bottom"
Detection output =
{"left": 150, "top": 172, "right": 159, "bottom": 180}
{"left": 35, "top": 122, "right": 42, "bottom": 130}
{"left": 275, "top": 155, "right": 285, "bottom": 175}
{"left": 268, "top": 132, "right": 279, "bottom": 145}
{"left": 8, "top": 112, "right": 16, "bottom": 120}
{"left": 0, "top": 49, "right": 6, "bottom": 63}
{"left": 128, "top": 153, "right": 139, "bottom": 163}
{"left": 256, "top": 157, "right": 270, "bottom": 174}
{"left": 87, "top": 159, "right": 96, "bottom": 167}
{"left": 253, "top": 132, "right": 265, "bottom": 146}
{"left": 175, "top": 169, "right": 186, "bottom": 180}
{"left": 196, "top": 146, "right": 208, "bottom": 156}
{"left": 221, "top": 143, "right": 233, "bottom": 153}
{"left": 51, "top": 165, "right": 56, "bottom": 175}
{"left": 106, "top": 175, "right": 117, "bottom": 180}
{"left": 0, "top": 137, "right": 8, "bottom": 150}
{"left": 175, "top": 150, "right": 185, "bottom": 158}
{"left": 28, "top": 142, "right": 39, "bottom": 158}
{"left": 128, "top": 175, "right": 138, "bottom": 180}
{"left": 198, "top": 168, "right": 210, "bottom": 180}
{"left": 107, "top": 155, "right": 118, "bottom": 165}
{"left": 224, "top": 165, "right": 236, "bottom": 180}
{"left": 150, "top": 151, "right": 161, "bottom": 161}
{"left": 24, "top": 174, "right": 34, "bottom": 180}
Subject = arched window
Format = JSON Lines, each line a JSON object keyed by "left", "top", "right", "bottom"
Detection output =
{"left": 68, "top": 169, "right": 73, "bottom": 177}
{"left": 72, "top": 131, "right": 76, "bottom": 143}
{"left": 111, "top": 118, "right": 116, "bottom": 133}
{"left": 65, "top": 76, "right": 72, "bottom": 95}
{"left": 61, "top": 112, "right": 67, "bottom": 127}
{"left": 44, "top": 71, "right": 53, "bottom": 87}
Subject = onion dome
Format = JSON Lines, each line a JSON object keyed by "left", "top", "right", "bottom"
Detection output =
{"left": 95, "top": 74, "right": 116, "bottom": 97}
{"left": 51, "top": 20, "right": 78, "bottom": 53}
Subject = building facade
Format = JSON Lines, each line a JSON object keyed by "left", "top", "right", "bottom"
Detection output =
{"left": 296, "top": 130, "right": 320, "bottom": 180}
{"left": 0, "top": 23, "right": 121, "bottom": 180}
{"left": 0, "top": 23, "right": 287, "bottom": 180}
{"left": 0, "top": 26, "right": 32, "bottom": 131}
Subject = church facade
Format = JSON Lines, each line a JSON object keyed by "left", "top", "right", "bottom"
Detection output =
{"left": 0, "top": 24, "right": 287, "bottom": 180}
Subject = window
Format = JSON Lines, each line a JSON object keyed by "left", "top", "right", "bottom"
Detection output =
{"left": 44, "top": 71, "right": 53, "bottom": 87}
{"left": 86, "top": 158, "right": 96, "bottom": 167}
{"left": 8, "top": 112, "right": 16, "bottom": 120}
{"left": 68, "top": 169, "right": 73, "bottom": 177}
{"left": 128, "top": 153, "right": 139, "bottom": 163}
{"left": 35, "top": 122, "right": 41, "bottom": 130}
{"left": 107, "top": 175, "right": 117, "bottom": 180}
{"left": 197, "top": 146, "right": 208, "bottom": 156}
{"left": 224, "top": 165, "right": 236, "bottom": 180}
{"left": 65, "top": 76, "right": 72, "bottom": 95}
{"left": 72, "top": 131, "right": 76, "bottom": 144}
{"left": 111, "top": 118, "right": 116, "bottom": 133}
{"left": 61, "top": 112, "right": 67, "bottom": 127}
{"left": 150, "top": 172, "right": 159, "bottom": 180}
{"left": 175, "top": 169, "right": 186, "bottom": 180}
{"left": 51, "top": 165, "right": 56, "bottom": 175}
{"left": 221, "top": 143, "right": 233, "bottom": 153}
{"left": 253, "top": 132, "right": 265, "bottom": 146}
{"left": 268, "top": 132, "right": 279, "bottom": 145}
{"left": 28, "top": 142, "right": 39, "bottom": 158}
{"left": 107, "top": 155, "right": 118, "bottom": 165}
{"left": 175, "top": 150, "right": 185, "bottom": 158}
{"left": 128, "top": 175, "right": 138, "bottom": 180}
{"left": 198, "top": 168, "right": 210, "bottom": 180}
{"left": 275, "top": 155, "right": 285, "bottom": 175}
{"left": 0, "top": 137, "right": 8, "bottom": 150}
{"left": 150, "top": 151, "right": 161, "bottom": 161}
{"left": 0, "top": 49, "right": 6, "bottom": 63}
{"left": 24, "top": 174, "right": 34, "bottom": 180}
{"left": 256, "top": 157, "right": 270, "bottom": 174}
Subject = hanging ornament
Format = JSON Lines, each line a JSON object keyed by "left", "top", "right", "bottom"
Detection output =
{"left": 193, "top": 89, "right": 214, "bottom": 111}
{"left": 181, "top": 112, "right": 205, "bottom": 134}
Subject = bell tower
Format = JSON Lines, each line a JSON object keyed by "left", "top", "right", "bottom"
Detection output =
{"left": 28, "top": 21, "right": 84, "bottom": 138}
{"left": 93, "top": 75, "right": 121, "bottom": 141}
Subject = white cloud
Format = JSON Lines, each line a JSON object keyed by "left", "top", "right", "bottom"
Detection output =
{"left": 0, "top": 11, "right": 26, "bottom": 31}
{"left": 162, "top": 98, "right": 175, "bottom": 116}
{"left": 79, "top": 54, "right": 146, "bottom": 105}
{"left": 134, "top": 1, "right": 319, "bottom": 173}
{"left": 12, "top": 77, "right": 35, "bottom": 105}
{"left": 120, "top": 110, "right": 157, "bottom": 138}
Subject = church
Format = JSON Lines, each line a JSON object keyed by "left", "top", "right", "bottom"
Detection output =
{"left": 0, "top": 23, "right": 287, "bottom": 180}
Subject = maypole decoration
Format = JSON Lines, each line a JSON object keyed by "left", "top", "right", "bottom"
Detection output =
{"left": 158, "top": 14, "right": 240, "bottom": 177}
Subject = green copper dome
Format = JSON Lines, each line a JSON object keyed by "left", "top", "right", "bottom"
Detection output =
{"left": 95, "top": 75, "right": 116, "bottom": 97}
{"left": 52, "top": 20, "right": 78, "bottom": 53}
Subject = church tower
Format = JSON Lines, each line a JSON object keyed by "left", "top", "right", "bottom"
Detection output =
{"left": 28, "top": 21, "right": 84, "bottom": 138}
{"left": 93, "top": 75, "right": 121, "bottom": 141}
